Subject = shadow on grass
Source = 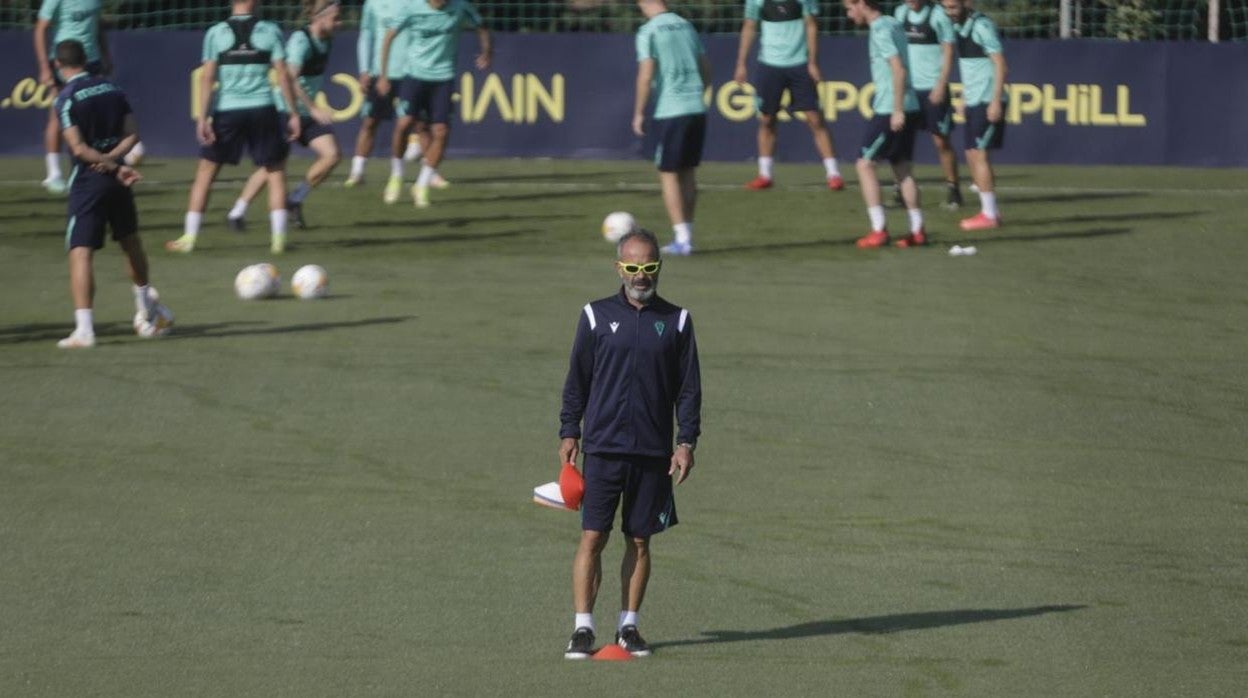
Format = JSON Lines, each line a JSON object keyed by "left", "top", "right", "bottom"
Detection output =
{"left": 654, "top": 605, "right": 1086, "bottom": 650}
{"left": 165, "top": 315, "right": 411, "bottom": 340}
{"left": 351, "top": 212, "right": 578, "bottom": 229}
{"left": 448, "top": 171, "right": 619, "bottom": 184}
{"left": 0, "top": 321, "right": 133, "bottom": 345}
{"left": 1013, "top": 210, "right": 1199, "bottom": 227}
{"left": 300, "top": 228, "right": 539, "bottom": 249}
{"left": 1007, "top": 191, "right": 1144, "bottom": 205}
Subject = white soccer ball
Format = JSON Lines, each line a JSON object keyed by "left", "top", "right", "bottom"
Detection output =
{"left": 123, "top": 141, "right": 145, "bottom": 166}
{"left": 132, "top": 288, "right": 174, "bottom": 337}
{"left": 234, "top": 263, "right": 281, "bottom": 300}
{"left": 602, "top": 211, "right": 637, "bottom": 244}
{"left": 291, "top": 264, "right": 329, "bottom": 299}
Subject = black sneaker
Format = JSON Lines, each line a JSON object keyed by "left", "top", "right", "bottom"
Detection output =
{"left": 564, "top": 627, "right": 595, "bottom": 660}
{"left": 227, "top": 216, "right": 246, "bottom": 233}
{"left": 615, "top": 625, "right": 651, "bottom": 657}
{"left": 943, "top": 183, "right": 963, "bottom": 210}
{"left": 287, "top": 200, "right": 306, "bottom": 229}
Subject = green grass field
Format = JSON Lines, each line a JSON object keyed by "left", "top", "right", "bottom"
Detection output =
{"left": 2, "top": 156, "right": 1247, "bottom": 696}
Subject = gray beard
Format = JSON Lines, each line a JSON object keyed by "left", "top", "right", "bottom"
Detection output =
{"left": 625, "top": 283, "right": 656, "bottom": 304}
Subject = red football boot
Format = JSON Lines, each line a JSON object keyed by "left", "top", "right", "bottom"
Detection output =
{"left": 744, "top": 175, "right": 773, "bottom": 190}
{"left": 959, "top": 212, "right": 1001, "bottom": 231}
{"left": 894, "top": 229, "right": 927, "bottom": 248}
{"left": 827, "top": 174, "right": 845, "bottom": 191}
{"left": 856, "top": 231, "right": 890, "bottom": 249}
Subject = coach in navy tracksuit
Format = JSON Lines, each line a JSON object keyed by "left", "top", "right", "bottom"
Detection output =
{"left": 558, "top": 228, "right": 702, "bottom": 659}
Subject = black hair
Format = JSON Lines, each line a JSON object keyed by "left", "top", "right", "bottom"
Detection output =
{"left": 617, "top": 228, "right": 661, "bottom": 258}
{"left": 55, "top": 40, "right": 87, "bottom": 68}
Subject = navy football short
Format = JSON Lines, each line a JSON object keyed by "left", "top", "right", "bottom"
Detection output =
{"left": 361, "top": 82, "right": 396, "bottom": 120}
{"left": 754, "top": 62, "right": 821, "bottom": 116}
{"left": 51, "top": 59, "right": 102, "bottom": 89}
{"left": 859, "top": 112, "right": 921, "bottom": 163}
{"left": 397, "top": 78, "right": 454, "bottom": 125}
{"left": 915, "top": 90, "right": 954, "bottom": 137}
{"left": 65, "top": 175, "right": 137, "bottom": 250}
{"left": 284, "top": 113, "right": 335, "bottom": 148}
{"left": 653, "top": 113, "right": 706, "bottom": 172}
{"left": 200, "top": 106, "right": 289, "bottom": 167}
{"left": 580, "top": 453, "right": 678, "bottom": 538}
{"left": 964, "top": 103, "right": 1006, "bottom": 151}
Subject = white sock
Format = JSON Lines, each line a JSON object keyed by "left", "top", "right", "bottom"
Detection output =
{"left": 404, "top": 138, "right": 422, "bottom": 160}
{"left": 390, "top": 157, "right": 403, "bottom": 179}
{"left": 673, "top": 222, "right": 693, "bottom": 246}
{"left": 228, "top": 198, "right": 248, "bottom": 220}
{"left": 133, "top": 285, "right": 153, "bottom": 315}
{"left": 907, "top": 208, "right": 924, "bottom": 233}
{"left": 270, "top": 209, "right": 287, "bottom": 236}
{"left": 619, "top": 610, "right": 638, "bottom": 630}
{"left": 350, "top": 155, "right": 366, "bottom": 178}
{"left": 74, "top": 308, "right": 94, "bottom": 336}
{"left": 823, "top": 158, "right": 840, "bottom": 177}
{"left": 46, "top": 153, "right": 62, "bottom": 179}
{"left": 184, "top": 212, "right": 202, "bottom": 238}
{"left": 416, "top": 164, "right": 435, "bottom": 188}
{"left": 758, "top": 156, "right": 774, "bottom": 179}
{"left": 979, "top": 191, "right": 999, "bottom": 219}
{"left": 867, "top": 205, "right": 887, "bottom": 232}
{"left": 574, "top": 613, "right": 595, "bottom": 633}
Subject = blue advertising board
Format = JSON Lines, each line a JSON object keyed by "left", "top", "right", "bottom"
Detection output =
{"left": 1, "top": 30, "right": 1245, "bottom": 167}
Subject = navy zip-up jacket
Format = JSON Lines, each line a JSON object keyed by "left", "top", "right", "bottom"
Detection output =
{"left": 560, "top": 289, "right": 702, "bottom": 457}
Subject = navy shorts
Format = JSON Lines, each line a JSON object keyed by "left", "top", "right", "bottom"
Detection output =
{"left": 964, "top": 103, "right": 1006, "bottom": 151}
{"left": 65, "top": 175, "right": 138, "bottom": 251}
{"left": 653, "top": 113, "right": 706, "bottom": 172}
{"left": 51, "top": 59, "right": 102, "bottom": 88}
{"left": 916, "top": 90, "right": 954, "bottom": 137}
{"left": 284, "top": 113, "right": 335, "bottom": 148}
{"left": 580, "top": 453, "right": 678, "bottom": 538}
{"left": 754, "top": 62, "right": 820, "bottom": 116}
{"left": 361, "top": 82, "right": 396, "bottom": 120}
{"left": 397, "top": 78, "right": 454, "bottom": 125}
{"left": 200, "top": 106, "right": 289, "bottom": 167}
{"left": 859, "top": 112, "right": 921, "bottom": 163}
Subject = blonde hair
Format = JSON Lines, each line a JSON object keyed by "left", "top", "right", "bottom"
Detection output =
{"left": 304, "top": 0, "right": 339, "bottom": 22}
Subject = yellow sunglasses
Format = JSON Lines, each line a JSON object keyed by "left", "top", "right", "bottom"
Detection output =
{"left": 616, "top": 261, "right": 662, "bottom": 275}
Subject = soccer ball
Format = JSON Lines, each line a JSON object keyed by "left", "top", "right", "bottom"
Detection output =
{"left": 291, "top": 264, "right": 329, "bottom": 299}
{"left": 602, "top": 211, "right": 636, "bottom": 244}
{"left": 133, "top": 288, "right": 174, "bottom": 337}
{"left": 234, "top": 263, "right": 281, "bottom": 300}
{"left": 123, "top": 141, "right": 145, "bottom": 166}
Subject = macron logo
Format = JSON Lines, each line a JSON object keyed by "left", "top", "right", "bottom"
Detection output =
{"left": 609, "top": 322, "right": 619, "bottom": 334}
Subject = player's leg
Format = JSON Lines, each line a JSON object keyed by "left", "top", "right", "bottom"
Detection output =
{"left": 410, "top": 82, "right": 454, "bottom": 208}
{"left": 657, "top": 115, "right": 703, "bottom": 255}
{"left": 617, "top": 535, "right": 652, "bottom": 656}
{"left": 286, "top": 123, "right": 340, "bottom": 228}
{"left": 787, "top": 66, "right": 842, "bottom": 190}
{"left": 227, "top": 167, "right": 269, "bottom": 232}
{"left": 960, "top": 105, "right": 1003, "bottom": 230}
{"left": 384, "top": 117, "right": 412, "bottom": 203}
{"left": 43, "top": 109, "right": 65, "bottom": 193}
{"left": 567, "top": 454, "right": 624, "bottom": 659}
{"left": 265, "top": 163, "right": 289, "bottom": 253}
{"left": 614, "top": 455, "right": 674, "bottom": 657}
{"left": 747, "top": 64, "right": 782, "bottom": 189}
{"left": 891, "top": 158, "right": 926, "bottom": 248}
{"left": 411, "top": 119, "right": 448, "bottom": 188}
{"left": 59, "top": 246, "right": 96, "bottom": 348}
{"left": 167, "top": 159, "right": 222, "bottom": 253}
{"left": 59, "top": 185, "right": 107, "bottom": 347}
{"left": 934, "top": 132, "right": 962, "bottom": 209}
{"left": 855, "top": 115, "right": 892, "bottom": 248}
{"left": 347, "top": 116, "right": 378, "bottom": 186}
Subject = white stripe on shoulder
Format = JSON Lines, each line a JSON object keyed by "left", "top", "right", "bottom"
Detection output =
{"left": 678, "top": 308, "right": 689, "bottom": 333}
{"left": 583, "top": 303, "right": 597, "bottom": 330}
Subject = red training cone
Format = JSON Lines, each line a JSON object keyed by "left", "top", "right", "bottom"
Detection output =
{"left": 559, "top": 462, "right": 585, "bottom": 511}
{"left": 592, "top": 644, "right": 633, "bottom": 661}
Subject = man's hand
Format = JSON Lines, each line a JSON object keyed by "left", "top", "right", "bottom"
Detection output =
{"left": 807, "top": 61, "right": 823, "bottom": 84}
{"left": 39, "top": 63, "right": 54, "bottom": 87}
{"left": 287, "top": 113, "right": 302, "bottom": 142}
{"left": 475, "top": 52, "right": 491, "bottom": 70}
{"left": 669, "top": 445, "right": 694, "bottom": 485}
{"left": 376, "top": 75, "right": 391, "bottom": 97}
{"left": 890, "top": 111, "right": 905, "bottom": 133}
{"left": 115, "top": 165, "right": 141, "bottom": 187}
{"left": 733, "top": 64, "right": 748, "bottom": 85}
{"left": 929, "top": 84, "right": 946, "bottom": 105}
{"left": 358, "top": 72, "right": 372, "bottom": 92}
{"left": 89, "top": 159, "right": 118, "bottom": 174}
{"left": 632, "top": 113, "right": 645, "bottom": 137}
{"left": 559, "top": 437, "right": 580, "bottom": 467}
{"left": 196, "top": 117, "right": 215, "bottom": 146}
{"left": 311, "top": 106, "right": 334, "bottom": 126}
{"left": 987, "top": 100, "right": 1002, "bottom": 123}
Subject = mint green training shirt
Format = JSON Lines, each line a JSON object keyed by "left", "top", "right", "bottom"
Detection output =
{"left": 202, "top": 16, "right": 286, "bottom": 113}
{"left": 39, "top": 0, "right": 102, "bottom": 64}
{"left": 894, "top": 2, "right": 955, "bottom": 91}
{"left": 359, "top": 0, "right": 411, "bottom": 78}
{"left": 275, "top": 30, "right": 332, "bottom": 116}
{"left": 868, "top": 15, "right": 918, "bottom": 115}
{"left": 743, "top": 0, "right": 818, "bottom": 68}
{"left": 955, "top": 11, "right": 1005, "bottom": 106}
{"left": 394, "top": 0, "right": 483, "bottom": 82}
{"left": 636, "top": 11, "right": 706, "bottom": 120}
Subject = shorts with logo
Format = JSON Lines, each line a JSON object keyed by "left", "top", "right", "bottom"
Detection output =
{"left": 51, "top": 60, "right": 103, "bottom": 89}
{"left": 283, "top": 113, "right": 335, "bottom": 148}
{"left": 361, "top": 82, "right": 396, "bottom": 120}
{"left": 65, "top": 174, "right": 138, "bottom": 250}
{"left": 754, "top": 62, "right": 820, "bottom": 116}
{"left": 859, "top": 112, "right": 921, "bottom": 163}
{"left": 964, "top": 103, "right": 1006, "bottom": 150}
{"left": 916, "top": 89, "right": 954, "bottom": 136}
{"left": 653, "top": 113, "right": 706, "bottom": 172}
{"left": 580, "top": 453, "right": 678, "bottom": 538}
{"left": 200, "top": 106, "right": 289, "bottom": 167}
{"left": 397, "top": 78, "right": 454, "bottom": 125}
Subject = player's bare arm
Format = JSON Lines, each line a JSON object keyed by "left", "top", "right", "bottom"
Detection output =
{"left": 289, "top": 62, "right": 332, "bottom": 124}
{"left": 102, "top": 113, "right": 141, "bottom": 164}
{"left": 633, "top": 58, "right": 655, "bottom": 137}
{"left": 889, "top": 55, "right": 906, "bottom": 131}
{"left": 474, "top": 27, "right": 492, "bottom": 70}
{"left": 932, "top": 41, "right": 954, "bottom": 104}
{"left": 275, "top": 60, "right": 303, "bottom": 141}
{"left": 804, "top": 15, "right": 822, "bottom": 83}
{"left": 376, "top": 28, "right": 398, "bottom": 96}
{"left": 987, "top": 52, "right": 1007, "bottom": 123}
{"left": 734, "top": 19, "right": 757, "bottom": 84}
{"left": 196, "top": 61, "right": 217, "bottom": 145}
{"left": 34, "top": 18, "right": 53, "bottom": 85}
